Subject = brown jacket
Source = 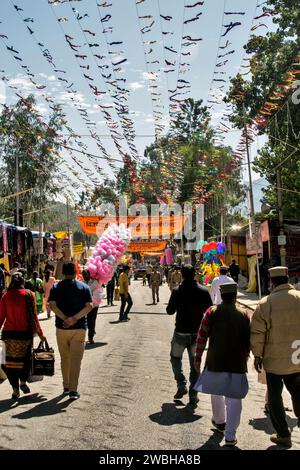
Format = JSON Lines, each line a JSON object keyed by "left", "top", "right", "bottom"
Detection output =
{"left": 250, "top": 284, "right": 300, "bottom": 375}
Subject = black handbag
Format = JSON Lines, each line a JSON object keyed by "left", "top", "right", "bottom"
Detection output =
{"left": 32, "top": 340, "right": 55, "bottom": 376}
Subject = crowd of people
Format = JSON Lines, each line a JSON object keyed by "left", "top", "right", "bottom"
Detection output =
{"left": 166, "top": 264, "right": 300, "bottom": 447}
{"left": 1, "top": 259, "right": 300, "bottom": 449}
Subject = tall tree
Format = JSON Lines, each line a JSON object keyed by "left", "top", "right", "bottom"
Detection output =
{"left": 0, "top": 94, "right": 66, "bottom": 225}
{"left": 225, "top": 0, "right": 300, "bottom": 218}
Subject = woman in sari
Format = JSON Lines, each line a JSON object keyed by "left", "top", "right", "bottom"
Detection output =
{"left": 0, "top": 272, "right": 46, "bottom": 399}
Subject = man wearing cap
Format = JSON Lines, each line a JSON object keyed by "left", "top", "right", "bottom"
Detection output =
{"left": 210, "top": 266, "right": 233, "bottom": 305}
{"left": 194, "top": 282, "right": 250, "bottom": 447}
{"left": 150, "top": 265, "right": 161, "bottom": 304}
{"left": 167, "top": 265, "right": 212, "bottom": 408}
{"left": 251, "top": 266, "right": 300, "bottom": 448}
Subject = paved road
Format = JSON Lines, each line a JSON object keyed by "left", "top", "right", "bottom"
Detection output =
{"left": 1, "top": 280, "right": 300, "bottom": 450}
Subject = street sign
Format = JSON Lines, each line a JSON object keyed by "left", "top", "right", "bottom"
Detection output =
{"left": 277, "top": 235, "right": 286, "bottom": 246}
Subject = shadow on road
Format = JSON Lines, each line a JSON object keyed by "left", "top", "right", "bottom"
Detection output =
{"left": 106, "top": 312, "right": 167, "bottom": 317}
{"left": 195, "top": 431, "right": 224, "bottom": 450}
{"left": 0, "top": 393, "right": 47, "bottom": 413}
{"left": 195, "top": 430, "right": 242, "bottom": 451}
{"left": 249, "top": 415, "right": 298, "bottom": 435}
{"left": 85, "top": 342, "right": 108, "bottom": 349}
{"left": 11, "top": 394, "right": 74, "bottom": 419}
{"left": 149, "top": 402, "right": 202, "bottom": 426}
{"left": 265, "top": 444, "right": 291, "bottom": 450}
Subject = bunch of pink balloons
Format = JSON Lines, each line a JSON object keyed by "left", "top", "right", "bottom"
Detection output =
{"left": 85, "top": 224, "right": 131, "bottom": 305}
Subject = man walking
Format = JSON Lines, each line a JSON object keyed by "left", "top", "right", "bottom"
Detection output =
{"left": 167, "top": 265, "right": 212, "bottom": 408}
{"left": 251, "top": 266, "right": 300, "bottom": 447}
{"left": 194, "top": 283, "right": 250, "bottom": 446}
{"left": 119, "top": 265, "right": 133, "bottom": 322}
{"left": 210, "top": 266, "right": 233, "bottom": 305}
{"left": 150, "top": 265, "right": 161, "bottom": 304}
{"left": 229, "top": 259, "right": 240, "bottom": 284}
{"left": 106, "top": 273, "right": 116, "bottom": 307}
{"left": 82, "top": 269, "right": 99, "bottom": 344}
{"left": 49, "top": 262, "right": 93, "bottom": 400}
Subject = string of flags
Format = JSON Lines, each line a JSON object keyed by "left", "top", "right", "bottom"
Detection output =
{"left": 8, "top": 0, "right": 116, "bottom": 179}
{"left": 0, "top": 0, "right": 278, "bottom": 205}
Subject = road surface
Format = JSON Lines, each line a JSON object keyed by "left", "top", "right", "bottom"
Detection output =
{"left": 1, "top": 280, "right": 299, "bottom": 450}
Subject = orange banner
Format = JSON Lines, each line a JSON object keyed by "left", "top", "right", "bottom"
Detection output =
{"left": 78, "top": 215, "right": 186, "bottom": 238}
{"left": 127, "top": 240, "right": 166, "bottom": 253}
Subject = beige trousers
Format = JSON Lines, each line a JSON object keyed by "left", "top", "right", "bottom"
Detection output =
{"left": 56, "top": 328, "right": 86, "bottom": 392}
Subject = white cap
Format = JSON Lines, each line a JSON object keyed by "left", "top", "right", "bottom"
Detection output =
{"left": 268, "top": 266, "right": 288, "bottom": 278}
{"left": 220, "top": 282, "right": 237, "bottom": 294}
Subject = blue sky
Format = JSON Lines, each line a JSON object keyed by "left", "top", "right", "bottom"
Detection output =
{"left": 0, "top": 0, "right": 273, "bottom": 207}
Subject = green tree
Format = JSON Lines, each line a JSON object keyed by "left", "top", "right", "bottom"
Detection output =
{"left": 170, "top": 98, "right": 213, "bottom": 143}
{"left": 225, "top": 0, "right": 300, "bottom": 218}
{"left": 0, "top": 94, "right": 66, "bottom": 225}
{"left": 143, "top": 99, "right": 244, "bottom": 209}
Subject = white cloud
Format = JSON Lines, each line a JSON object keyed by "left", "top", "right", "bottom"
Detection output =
{"left": 39, "top": 73, "right": 48, "bottom": 78}
{"left": 48, "top": 75, "right": 56, "bottom": 81}
{"left": 189, "top": 43, "right": 201, "bottom": 62}
{"left": 9, "top": 76, "right": 35, "bottom": 90}
{"left": 142, "top": 71, "right": 158, "bottom": 80}
{"left": 129, "top": 82, "right": 145, "bottom": 90}
{"left": 0, "top": 82, "right": 6, "bottom": 104}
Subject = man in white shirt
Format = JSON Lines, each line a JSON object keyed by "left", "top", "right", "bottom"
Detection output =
{"left": 210, "top": 266, "right": 233, "bottom": 305}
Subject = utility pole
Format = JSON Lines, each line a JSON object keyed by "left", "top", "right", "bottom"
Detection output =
{"left": 220, "top": 210, "right": 224, "bottom": 243}
{"left": 37, "top": 186, "right": 43, "bottom": 276}
{"left": 244, "top": 106, "right": 261, "bottom": 299}
{"left": 277, "top": 170, "right": 286, "bottom": 266}
{"left": 66, "top": 196, "right": 70, "bottom": 242}
{"left": 66, "top": 196, "right": 71, "bottom": 261}
{"left": 15, "top": 153, "right": 20, "bottom": 226}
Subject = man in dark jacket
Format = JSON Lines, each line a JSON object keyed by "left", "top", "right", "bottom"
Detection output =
{"left": 167, "top": 264, "right": 212, "bottom": 408}
{"left": 229, "top": 259, "right": 240, "bottom": 284}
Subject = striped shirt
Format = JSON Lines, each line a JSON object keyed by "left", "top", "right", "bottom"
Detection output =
{"left": 195, "top": 306, "right": 212, "bottom": 362}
